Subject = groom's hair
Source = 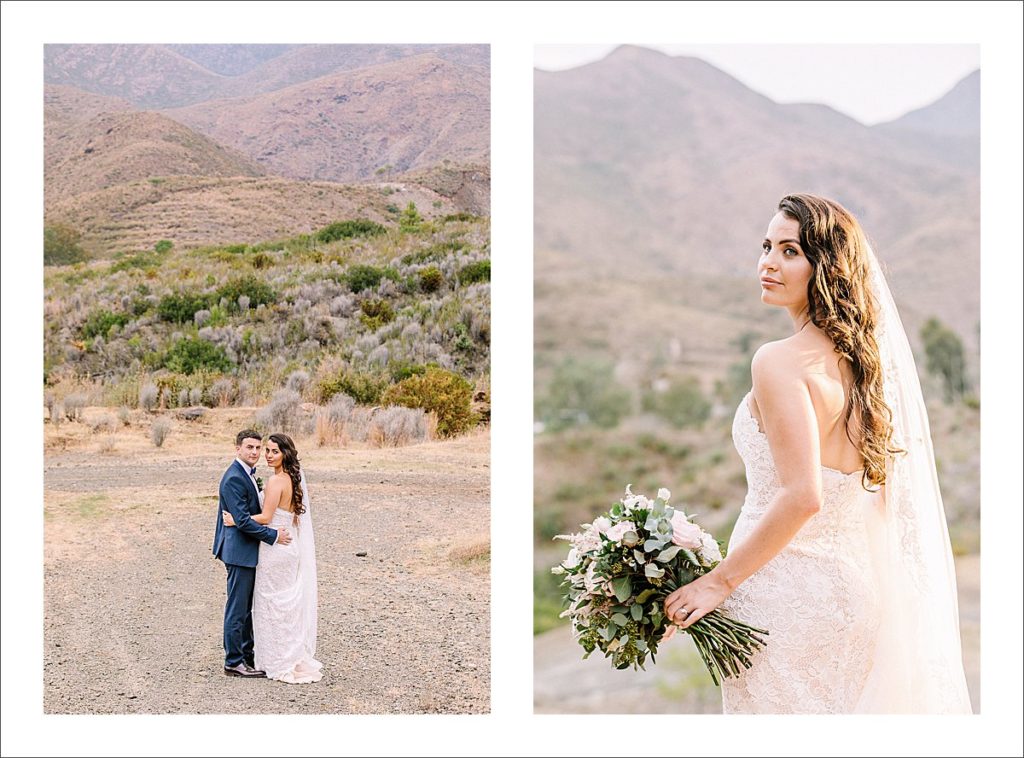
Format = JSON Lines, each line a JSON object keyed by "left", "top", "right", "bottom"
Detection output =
{"left": 235, "top": 429, "right": 262, "bottom": 446}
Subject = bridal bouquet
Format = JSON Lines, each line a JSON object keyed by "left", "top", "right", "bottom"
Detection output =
{"left": 552, "top": 485, "right": 768, "bottom": 685}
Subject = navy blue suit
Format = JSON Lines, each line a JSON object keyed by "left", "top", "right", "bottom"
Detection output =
{"left": 213, "top": 460, "right": 278, "bottom": 667}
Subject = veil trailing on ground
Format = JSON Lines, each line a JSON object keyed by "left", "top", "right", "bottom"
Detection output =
{"left": 856, "top": 244, "right": 972, "bottom": 713}
{"left": 297, "top": 469, "right": 318, "bottom": 658}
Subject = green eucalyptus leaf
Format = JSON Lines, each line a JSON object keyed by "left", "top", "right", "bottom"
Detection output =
{"left": 657, "top": 545, "right": 683, "bottom": 563}
{"left": 611, "top": 576, "right": 632, "bottom": 603}
{"left": 645, "top": 563, "right": 665, "bottom": 579}
{"left": 630, "top": 603, "right": 643, "bottom": 621}
{"left": 635, "top": 588, "right": 656, "bottom": 605}
{"left": 611, "top": 613, "right": 629, "bottom": 626}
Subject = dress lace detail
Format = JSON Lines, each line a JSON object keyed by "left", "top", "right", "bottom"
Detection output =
{"left": 253, "top": 507, "right": 323, "bottom": 684}
{"left": 720, "top": 393, "right": 881, "bottom": 713}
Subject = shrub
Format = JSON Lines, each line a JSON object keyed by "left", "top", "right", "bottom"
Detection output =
{"left": 110, "top": 250, "right": 163, "bottom": 273}
{"left": 44, "top": 223, "right": 88, "bottom": 265}
{"left": 441, "top": 212, "right": 480, "bottom": 223}
{"left": 319, "top": 370, "right": 386, "bottom": 405}
{"left": 399, "top": 202, "right": 423, "bottom": 233}
{"left": 158, "top": 292, "right": 210, "bottom": 323}
{"left": 346, "top": 264, "right": 387, "bottom": 293}
{"left": 251, "top": 252, "right": 273, "bottom": 270}
{"left": 81, "top": 309, "right": 130, "bottom": 339}
{"left": 139, "top": 382, "right": 159, "bottom": 411}
{"left": 162, "top": 337, "right": 233, "bottom": 375}
{"left": 314, "top": 394, "right": 355, "bottom": 447}
{"left": 369, "top": 406, "right": 429, "bottom": 447}
{"left": 90, "top": 414, "right": 118, "bottom": 433}
{"left": 401, "top": 239, "right": 466, "bottom": 265}
{"left": 359, "top": 298, "right": 395, "bottom": 330}
{"left": 117, "top": 406, "right": 132, "bottom": 426}
{"left": 255, "top": 389, "right": 303, "bottom": 433}
{"left": 537, "top": 357, "right": 630, "bottom": 432}
{"left": 285, "top": 369, "right": 310, "bottom": 394}
{"left": 316, "top": 219, "right": 387, "bottom": 243}
{"left": 154, "top": 239, "right": 174, "bottom": 254}
{"left": 211, "top": 378, "right": 235, "bottom": 407}
{"left": 150, "top": 418, "right": 172, "bottom": 447}
{"left": 457, "top": 260, "right": 490, "bottom": 285}
{"left": 419, "top": 266, "right": 443, "bottom": 293}
{"left": 215, "top": 276, "right": 275, "bottom": 312}
{"left": 64, "top": 393, "right": 87, "bottom": 422}
{"left": 921, "top": 317, "right": 969, "bottom": 403}
{"left": 642, "top": 376, "right": 712, "bottom": 429}
{"left": 381, "top": 367, "right": 477, "bottom": 438}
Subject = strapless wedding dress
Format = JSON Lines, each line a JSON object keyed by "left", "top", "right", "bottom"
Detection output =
{"left": 720, "top": 393, "right": 881, "bottom": 713}
{"left": 253, "top": 507, "right": 323, "bottom": 684}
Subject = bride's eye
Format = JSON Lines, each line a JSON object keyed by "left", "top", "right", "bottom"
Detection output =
{"left": 761, "top": 242, "right": 770, "bottom": 255}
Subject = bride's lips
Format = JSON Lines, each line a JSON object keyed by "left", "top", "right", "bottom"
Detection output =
{"left": 760, "top": 276, "right": 782, "bottom": 287}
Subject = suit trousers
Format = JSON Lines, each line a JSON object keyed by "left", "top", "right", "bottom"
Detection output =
{"left": 223, "top": 563, "right": 257, "bottom": 667}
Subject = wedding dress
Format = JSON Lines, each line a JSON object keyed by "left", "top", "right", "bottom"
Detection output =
{"left": 721, "top": 393, "right": 881, "bottom": 713}
{"left": 253, "top": 471, "right": 323, "bottom": 684}
{"left": 719, "top": 245, "right": 971, "bottom": 714}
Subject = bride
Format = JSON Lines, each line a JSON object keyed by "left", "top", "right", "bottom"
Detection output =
{"left": 223, "top": 432, "right": 323, "bottom": 684}
{"left": 663, "top": 194, "right": 971, "bottom": 713}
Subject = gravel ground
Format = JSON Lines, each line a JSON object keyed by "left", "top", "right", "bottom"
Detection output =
{"left": 44, "top": 421, "right": 490, "bottom": 714}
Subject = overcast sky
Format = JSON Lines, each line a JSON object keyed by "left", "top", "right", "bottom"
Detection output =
{"left": 534, "top": 44, "right": 980, "bottom": 125}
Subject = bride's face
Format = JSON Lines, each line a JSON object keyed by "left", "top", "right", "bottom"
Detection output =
{"left": 759, "top": 212, "right": 812, "bottom": 310}
{"left": 265, "top": 442, "right": 283, "bottom": 468}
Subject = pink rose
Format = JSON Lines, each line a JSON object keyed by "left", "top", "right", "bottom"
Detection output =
{"left": 605, "top": 521, "right": 636, "bottom": 545}
{"left": 670, "top": 511, "right": 702, "bottom": 549}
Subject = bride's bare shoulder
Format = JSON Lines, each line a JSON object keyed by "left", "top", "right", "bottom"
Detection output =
{"left": 751, "top": 339, "right": 805, "bottom": 381}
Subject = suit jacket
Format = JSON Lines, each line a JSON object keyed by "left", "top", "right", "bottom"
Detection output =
{"left": 212, "top": 459, "right": 278, "bottom": 568}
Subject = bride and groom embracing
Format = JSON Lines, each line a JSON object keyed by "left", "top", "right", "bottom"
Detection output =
{"left": 212, "top": 429, "right": 323, "bottom": 683}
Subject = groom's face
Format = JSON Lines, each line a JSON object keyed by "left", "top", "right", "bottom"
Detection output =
{"left": 237, "top": 437, "right": 263, "bottom": 467}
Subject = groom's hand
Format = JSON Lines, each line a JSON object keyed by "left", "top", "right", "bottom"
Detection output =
{"left": 276, "top": 528, "right": 292, "bottom": 545}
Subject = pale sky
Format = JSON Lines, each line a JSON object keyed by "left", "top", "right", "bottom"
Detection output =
{"left": 535, "top": 44, "right": 980, "bottom": 125}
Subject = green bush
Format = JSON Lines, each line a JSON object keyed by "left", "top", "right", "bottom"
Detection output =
{"left": 537, "top": 357, "right": 630, "bottom": 432}
{"left": 399, "top": 202, "right": 423, "bottom": 233}
{"left": 390, "top": 362, "right": 428, "bottom": 383}
{"left": 316, "top": 219, "right": 386, "bottom": 243}
{"left": 319, "top": 370, "right": 387, "bottom": 405}
{"left": 382, "top": 367, "right": 477, "bottom": 438}
{"left": 44, "top": 223, "right": 88, "bottom": 265}
{"left": 401, "top": 239, "right": 466, "bottom": 265}
{"left": 158, "top": 292, "right": 211, "bottom": 323}
{"left": 346, "top": 264, "right": 387, "bottom": 293}
{"left": 214, "top": 276, "right": 276, "bottom": 311}
{"left": 154, "top": 239, "right": 174, "bottom": 254}
{"left": 110, "top": 250, "right": 163, "bottom": 273}
{"left": 162, "top": 337, "right": 232, "bottom": 375}
{"left": 921, "top": 317, "right": 969, "bottom": 403}
{"left": 251, "top": 252, "right": 273, "bottom": 270}
{"left": 81, "top": 309, "right": 130, "bottom": 339}
{"left": 457, "top": 260, "right": 490, "bottom": 285}
{"left": 441, "top": 212, "right": 480, "bottom": 223}
{"left": 359, "top": 298, "right": 395, "bottom": 330}
{"left": 641, "top": 376, "right": 712, "bottom": 429}
{"left": 419, "top": 266, "right": 444, "bottom": 293}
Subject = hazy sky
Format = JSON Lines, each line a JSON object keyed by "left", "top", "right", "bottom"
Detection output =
{"left": 534, "top": 44, "right": 980, "bottom": 125}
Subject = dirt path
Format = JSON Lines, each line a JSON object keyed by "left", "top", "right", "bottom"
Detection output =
{"left": 44, "top": 416, "right": 490, "bottom": 714}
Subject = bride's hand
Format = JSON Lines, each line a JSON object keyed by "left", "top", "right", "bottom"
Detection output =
{"left": 222, "top": 510, "right": 236, "bottom": 527}
{"left": 663, "top": 571, "right": 733, "bottom": 629}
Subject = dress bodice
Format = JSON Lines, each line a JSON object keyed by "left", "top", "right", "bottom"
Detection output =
{"left": 730, "top": 392, "right": 869, "bottom": 546}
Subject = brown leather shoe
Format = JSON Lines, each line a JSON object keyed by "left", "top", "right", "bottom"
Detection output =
{"left": 224, "top": 662, "right": 266, "bottom": 678}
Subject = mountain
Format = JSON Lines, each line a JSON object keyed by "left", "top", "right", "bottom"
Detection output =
{"left": 44, "top": 44, "right": 228, "bottom": 109}
{"left": 882, "top": 70, "right": 980, "bottom": 138}
{"left": 165, "top": 54, "right": 490, "bottom": 182}
{"left": 43, "top": 44, "right": 489, "bottom": 109}
{"left": 534, "top": 45, "right": 979, "bottom": 351}
{"left": 44, "top": 86, "right": 265, "bottom": 206}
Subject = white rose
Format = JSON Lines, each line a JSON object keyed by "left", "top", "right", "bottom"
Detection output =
{"left": 658, "top": 487, "right": 671, "bottom": 502}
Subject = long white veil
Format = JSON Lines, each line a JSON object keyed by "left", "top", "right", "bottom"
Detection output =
{"left": 856, "top": 245, "right": 972, "bottom": 713}
{"left": 297, "top": 469, "right": 318, "bottom": 658}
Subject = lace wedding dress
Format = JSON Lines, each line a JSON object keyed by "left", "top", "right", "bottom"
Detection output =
{"left": 253, "top": 473, "right": 323, "bottom": 684}
{"left": 720, "top": 393, "right": 881, "bottom": 713}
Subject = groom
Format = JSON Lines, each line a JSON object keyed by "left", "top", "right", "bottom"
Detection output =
{"left": 212, "top": 429, "right": 291, "bottom": 677}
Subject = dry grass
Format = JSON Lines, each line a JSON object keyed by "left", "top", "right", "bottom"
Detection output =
{"left": 448, "top": 535, "right": 490, "bottom": 565}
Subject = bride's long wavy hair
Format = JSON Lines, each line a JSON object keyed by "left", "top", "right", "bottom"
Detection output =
{"left": 268, "top": 433, "right": 305, "bottom": 515}
{"left": 777, "top": 193, "right": 902, "bottom": 489}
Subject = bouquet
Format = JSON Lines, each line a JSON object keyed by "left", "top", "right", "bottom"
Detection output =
{"left": 552, "top": 485, "right": 768, "bottom": 685}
